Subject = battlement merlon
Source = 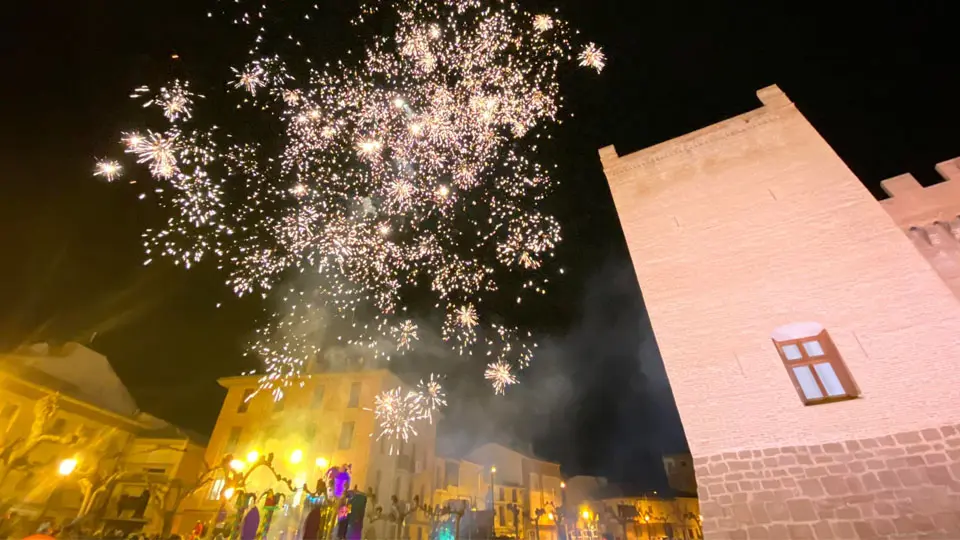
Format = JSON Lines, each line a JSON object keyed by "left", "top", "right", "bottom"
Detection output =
{"left": 880, "top": 157, "right": 960, "bottom": 228}
{"left": 597, "top": 84, "right": 795, "bottom": 177}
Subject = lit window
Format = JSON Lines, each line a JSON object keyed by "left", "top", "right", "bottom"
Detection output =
{"left": 225, "top": 426, "right": 243, "bottom": 453}
{"left": 772, "top": 323, "right": 859, "bottom": 405}
{"left": 781, "top": 344, "right": 802, "bottom": 360}
{"left": 802, "top": 340, "right": 825, "bottom": 357}
{"left": 237, "top": 389, "right": 255, "bottom": 413}
{"left": 49, "top": 418, "right": 67, "bottom": 435}
{"left": 339, "top": 421, "right": 355, "bottom": 450}
{"left": 208, "top": 478, "right": 226, "bottom": 500}
{"left": 347, "top": 382, "right": 361, "bottom": 408}
{"left": 313, "top": 385, "right": 325, "bottom": 408}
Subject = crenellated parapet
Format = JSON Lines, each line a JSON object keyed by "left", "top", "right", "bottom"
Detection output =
{"left": 880, "top": 157, "right": 960, "bottom": 299}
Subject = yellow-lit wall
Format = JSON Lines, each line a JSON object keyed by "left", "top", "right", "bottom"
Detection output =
{"left": 184, "top": 368, "right": 440, "bottom": 539}
{"left": 0, "top": 370, "right": 203, "bottom": 535}
{"left": 0, "top": 372, "right": 138, "bottom": 513}
{"left": 597, "top": 496, "right": 702, "bottom": 540}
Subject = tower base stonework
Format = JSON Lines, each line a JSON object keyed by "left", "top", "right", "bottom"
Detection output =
{"left": 696, "top": 426, "right": 960, "bottom": 539}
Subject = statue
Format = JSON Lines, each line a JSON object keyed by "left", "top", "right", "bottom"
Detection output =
{"left": 257, "top": 489, "right": 285, "bottom": 540}
{"left": 29, "top": 395, "right": 58, "bottom": 441}
{"left": 324, "top": 464, "right": 352, "bottom": 499}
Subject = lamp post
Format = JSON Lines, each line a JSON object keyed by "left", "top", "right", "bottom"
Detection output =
{"left": 58, "top": 458, "right": 78, "bottom": 476}
{"left": 489, "top": 466, "right": 497, "bottom": 539}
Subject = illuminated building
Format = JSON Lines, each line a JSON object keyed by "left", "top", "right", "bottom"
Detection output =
{"left": 563, "top": 476, "right": 701, "bottom": 540}
{"left": 179, "top": 359, "right": 438, "bottom": 540}
{"left": 461, "top": 443, "right": 565, "bottom": 540}
{"left": 0, "top": 343, "right": 206, "bottom": 535}
{"left": 602, "top": 84, "right": 960, "bottom": 537}
{"left": 661, "top": 453, "right": 696, "bottom": 495}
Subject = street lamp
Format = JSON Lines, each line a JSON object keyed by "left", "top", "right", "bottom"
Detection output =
{"left": 247, "top": 450, "right": 259, "bottom": 464}
{"left": 290, "top": 449, "right": 303, "bottom": 464}
{"left": 230, "top": 459, "right": 246, "bottom": 472}
{"left": 58, "top": 458, "right": 78, "bottom": 476}
{"left": 223, "top": 487, "right": 236, "bottom": 500}
{"left": 315, "top": 457, "right": 329, "bottom": 468}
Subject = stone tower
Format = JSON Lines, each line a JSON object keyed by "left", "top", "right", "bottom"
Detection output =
{"left": 601, "top": 85, "right": 960, "bottom": 538}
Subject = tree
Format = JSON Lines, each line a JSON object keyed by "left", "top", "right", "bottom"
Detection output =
{"left": 147, "top": 456, "right": 235, "bottom": 536}
{"left": 0, "top": 395, "right": 87, "bottom": 513}
{"left": 603, "top": 506, "right": 631, "bottom": 540}
{"left": 505, "top": 503, "right": 521, "bottom": 539}
{"left": 418, "top": 499, "right": 466, "bottom": 540}
{"left": 532, "top": 501, "right": 566, "bottom": 540}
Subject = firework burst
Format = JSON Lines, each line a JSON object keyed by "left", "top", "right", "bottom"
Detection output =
{"left": 579, "top": 42, "right": 607, "bottom": 73}
{"left": 95, "top": 0, "right": 602, "bottom": 399}
{"left": 94, "top": 160, "right": 123, "bottom": 182}
{"left": 373, "top": 387, "right": 420, "bottom": 453}
{"left": 414, "top": 374, "right": 447, "bottom": 423}
{"left": 392, "top": 320, "right": 420, "bottom": 351}
{"left": 484, "top": 361, "right": 518, "bottom": 395}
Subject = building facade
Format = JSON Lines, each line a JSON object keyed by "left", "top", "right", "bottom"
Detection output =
{"left": 602, "top": 85, "right": 960, "bottom": 538}
{"left": 564, "top": 476, "right": 701, "bottom": 540}
{"left": 179, "top": 366, "right": 439, "bottom": 540}
{"left": 661, "top": 454, "right": 696, "bottom": 496}
{"left": 0, "top": 343, "right": 206, "bottom": 536}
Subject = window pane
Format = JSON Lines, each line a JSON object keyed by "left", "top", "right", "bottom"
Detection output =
{"left": 339, "top": 421, "right": 355, "bottom": 449}
{"left": 313, "top": 385, "right": 325, "bottom": 408}
{"left": 238, "top": 389, "right": 254, "bottom": 413}
{"left": 347, "top": 382, "right": 361, "bottom": 408}
{"left": 803, "top": 340, "right": 825, "bottom": 357}
{"left": 792, "top": 366, "right": 824, "bottom": 400}
{"left": 782, "top": 344, "right": 802, "bottom": 360}
{"left": 814, "top": 363, "right": 846, "bottom": 397}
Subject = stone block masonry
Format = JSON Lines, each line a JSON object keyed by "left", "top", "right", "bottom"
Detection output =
{"left": 601, "top": 84, "right": 960, "bottom": 539}
{"left": 695, "top": 426, "right": 960, "bottom": 539}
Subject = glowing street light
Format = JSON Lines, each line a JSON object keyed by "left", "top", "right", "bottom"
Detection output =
{"left": 223, "top": 487, "right": 236, "bottom": 500}
{"left": 230, "top": 459, "right": 246, "bottom": 472}
{"left": 58, "top": 458, "right": 78, "bottom": 476}
{"left": 560, "top": 481, "right": 566, "bottom": 489}
{"left": 247, "top": 450, "right": 259, "bottom": 464}
{"left": 290, "top": 449, "right": 303, "bottom": 464}
{"left": 581, "top": 510, "right": 591, "bottom": 520}
{"left": 315, "top": 457, "right": 329, "bottom": 468}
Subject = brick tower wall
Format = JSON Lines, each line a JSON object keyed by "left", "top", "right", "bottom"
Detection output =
{"left": 601, "top": 86, "right": 960, "bottom": 539}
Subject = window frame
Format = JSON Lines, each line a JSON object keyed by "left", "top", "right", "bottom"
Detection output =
{"left": 313, "top": 385, "right": 325, "bottom": 408}
{"left": 773, "top": 329, "right": 859, "bottom": 405}
{"left": 347, "top": 382, "right": 362, "bottom": 409}
{"left": 338, "top": 421, "right": 355, "bottom": 450}
{"left": 237, "top": 389, "right": 255, "bottom": 413}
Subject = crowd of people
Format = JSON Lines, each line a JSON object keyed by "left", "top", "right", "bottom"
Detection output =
{"left": 0, "top": 512, "right": 223, "bottom": 540}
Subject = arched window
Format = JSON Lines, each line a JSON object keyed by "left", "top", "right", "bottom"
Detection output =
{"left": 771, "top": 322, "right": 859, "bottom": 404}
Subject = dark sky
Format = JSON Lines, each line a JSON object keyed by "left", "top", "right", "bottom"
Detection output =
{"left": 1, "top": 1, "right": 958, "bottom": 490}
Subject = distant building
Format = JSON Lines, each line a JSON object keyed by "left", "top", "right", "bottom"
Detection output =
{"left": 661, "top": 454, "right": 696, "bottom": 495}
{"left": 602, "top": 84, "right": 960, "bottom": 537}
{"left": 463, "top": 443, "right": 565, "bottom": 540}
{"left": 595, "top": 494, "right": 701, "bottom": 540}
{"left": 0, "top": 343, "right": 205, "bottom": 535}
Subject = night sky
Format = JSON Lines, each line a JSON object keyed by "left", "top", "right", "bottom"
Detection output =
{"left": 2, "top": 1, "right": 958, "bottom": 491}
